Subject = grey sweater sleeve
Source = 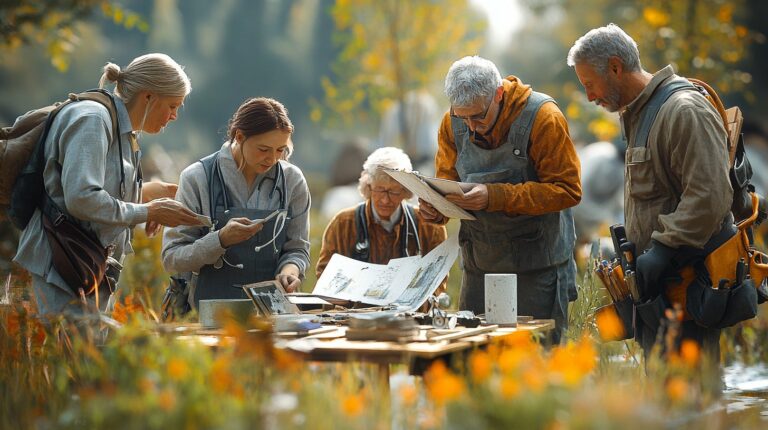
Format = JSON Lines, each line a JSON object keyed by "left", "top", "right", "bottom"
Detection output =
{"left": 161, "top": 163, "right": 226, "bottom": 273}
{"left": 58, "top": 111, "right": 148, "bottom": 225}
{"left": 275, "top": 164, "right": 311, "bottom": 277}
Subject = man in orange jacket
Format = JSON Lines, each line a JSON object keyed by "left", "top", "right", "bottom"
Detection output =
{"left": 420, "top": 56, "right": 581, "bottom": 342}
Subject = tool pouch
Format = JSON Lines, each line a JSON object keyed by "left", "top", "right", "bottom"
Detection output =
{"left": 635, "top": 294, "right": 667, "bottom": 334}
{"left": 717, "top": 278, "right": 758, "bottom": 328}
{"left": 749, "top": 251, "right": 768, "bottom": 304}
{"left": 595, "top": 297, "right": 634, "bottom": 341}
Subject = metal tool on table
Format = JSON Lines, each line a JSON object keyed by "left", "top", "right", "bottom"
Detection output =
{"left": 427, "top": 293, "right": 456, "bottom": 329}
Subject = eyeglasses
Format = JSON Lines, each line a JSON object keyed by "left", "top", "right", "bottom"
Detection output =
{"left": 371, "top": 187, "right": 405, "bottom": 199}
{"left": 450, "top": 98, "right": 494, "bottom": 122}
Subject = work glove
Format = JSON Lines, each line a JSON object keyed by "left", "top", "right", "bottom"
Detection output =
{"left": 635, "top": 240, "right": 677, "bottom": 300}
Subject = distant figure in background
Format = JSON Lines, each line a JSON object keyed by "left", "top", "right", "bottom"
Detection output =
{"left": 378, "top": 90, "right": 441, "bottom": 175}
{"left": 163, "top": 97, "right": 311, "bottom": 308}
{"left": 317, "top": 147, "right": 447, "bottom": 292}
{"left": 319, "top": 139, "right": 368, "bottom": 220}
{"left": 573, "top": 141, "right": 624, "bottom": 249}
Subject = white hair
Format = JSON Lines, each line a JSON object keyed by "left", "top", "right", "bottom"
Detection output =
{"left": 567, "top": 24, "right": 643, "bottom": 75}
{"left": 99, "top": 53, "right": 191, "bottom": 104}
{"left": 444, "top": 56, "right": 503, "bottom": 107}
{"left": 358, "top": 147, "right": 414, "bottom": 199}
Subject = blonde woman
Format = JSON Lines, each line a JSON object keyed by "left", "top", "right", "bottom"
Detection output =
{"left": 14, "top": 53, "right": 200, "bottom": 316}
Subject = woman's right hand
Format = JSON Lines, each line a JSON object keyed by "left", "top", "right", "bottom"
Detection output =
{"left": 146, "top": 198, "right": 202, "bottom": 227}
{"left": 217, "top": 218, "right": 264, "bottom": 248}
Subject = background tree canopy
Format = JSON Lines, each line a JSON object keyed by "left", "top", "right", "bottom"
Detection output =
{"left": 0, "top": 0, "right": 765, "bottom": 187}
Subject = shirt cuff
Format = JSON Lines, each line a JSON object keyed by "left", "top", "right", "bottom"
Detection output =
{"left": 126, "top": 202, "right": 149, "bottom": 225}
{"left": 485, "top": 184, "right": 508, "bottom": 212}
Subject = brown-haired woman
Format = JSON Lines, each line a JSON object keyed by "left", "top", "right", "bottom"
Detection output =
{"left": 162, "top": 97, "right": 310, "bottom": 308}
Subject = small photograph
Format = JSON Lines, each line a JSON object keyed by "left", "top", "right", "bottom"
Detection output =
{"left": 243, "top": 280, "right": 300, "bottom": 315}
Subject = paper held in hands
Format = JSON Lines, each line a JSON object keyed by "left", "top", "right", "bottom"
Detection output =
{"left": 195, "top": 214, "right": 213, "bottom": 228}
{"left": 311, "top": 231, "right": 460, "bottom": 311}
{"left": 383, "top": 168, "right": 476, "bottom": 220}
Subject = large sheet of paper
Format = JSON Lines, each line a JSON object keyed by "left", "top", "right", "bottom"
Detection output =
{"left": 384, "top": 169, "right": 476, "bottom": 220}
{"left": 311, "top": 232, "right": 460, "bottom": 311}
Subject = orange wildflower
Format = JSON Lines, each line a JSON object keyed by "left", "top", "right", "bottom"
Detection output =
{"left": 522, "top": 370, "right": 546, "bottom": 393}
{"left": 211, "top": 356, "right": 234, "bottom": 393}
{"left": 341, "top": 393, "right": 364, "bottom": 417}
{"left": 595, "top": 307, "right": 625, "bottom": 341}
{"left": 679, "top": 339, "right": 700, "bottom": 368}
{"left": 425, "top": 361, "right": 465, "bottom": 404}
{"left": 666, "top": 376, "right": 689, "bottom": 403}
{"left": 469, "top": 350, "right": 492, "bottom": 382}
{"left": 498, "top": 349, "right": 527, "bottom": 374}
{"left": 158, "top": 388, "right": 177, "bottom": 411}
{"left": 502, "top": 331, "right": 535, "bottom": 350}
{"left": 500, "top": 376, "right": 521, "bottom": 399}
{"left": 112, "top": 295, "right": 144, "bottom": 323}
{"left": 399, "top": 383, "right": 418, "bottom": 406}
{"left": 272, "top": 348, "right": 299, "bottom": 371}
{"left": 166, "top": 357, "right": 189, "bottom": 381}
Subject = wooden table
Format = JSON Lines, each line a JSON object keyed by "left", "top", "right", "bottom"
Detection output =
{"left": 276, "top": 319, "right": 555, "bottom": 375}
{"left": 170, "top": 319, "right": 554, "bottom": 396}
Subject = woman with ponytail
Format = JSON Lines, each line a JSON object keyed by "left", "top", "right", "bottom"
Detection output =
{"left": 15, "top": 53, "right": 202, "bottom": 317}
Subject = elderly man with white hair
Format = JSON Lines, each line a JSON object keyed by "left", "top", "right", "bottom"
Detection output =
{"left": 316, "top": 147, "right": 448, "bottom": 292}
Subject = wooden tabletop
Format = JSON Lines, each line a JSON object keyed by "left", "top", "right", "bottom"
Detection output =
{"left": 277, "top": 320, "right": 555, "bottom": 364}
{"left": 165, "top": 319, "right": 555, "bottom": 365}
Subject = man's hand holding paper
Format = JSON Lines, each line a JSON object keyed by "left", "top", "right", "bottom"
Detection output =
{"left": 445, "top": 183, "right": 489, "bottom": 210}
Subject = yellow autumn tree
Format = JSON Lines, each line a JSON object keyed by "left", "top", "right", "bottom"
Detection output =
{"left": 520, "top": 0, "right": 757, "bottom": 143}
{"left": 0, "top": 1, "right": 147, "bottom": 72}
{"left": 312, "top": 0, "right": 486, "bottom": 136}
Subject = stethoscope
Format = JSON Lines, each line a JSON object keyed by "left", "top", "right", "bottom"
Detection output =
{"left": 401, "top": 201, "right": 422, "bottom": 256}
{"left": 213, "top": 161, "right": 308, "bottom": 269}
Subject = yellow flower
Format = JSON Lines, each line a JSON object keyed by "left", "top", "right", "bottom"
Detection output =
{"left": 211, "top": 357, "right": 234, "bottom": 393}
{"left": 502, "top": 331, "right": 535, "bottom": 350}
{"left": 166, "top": 358, "right": 189, "bottom": 381}
{"left": 158, "top": 389, "right": 176, "bottom": 411}
{"left": 643, "top": 7, "right": 670, "bottom": 27}
{"left": 596, "top": 307, "right": 625, "bottom": 341}
{"left": 469, "top": 351, "right": 492, "bottom": 382}
{"left": 588, "top": 117, "right": 620, "bottom": 141}
{"left": 498, "top": 349, "right": 527, "bottom": 374}
{"left": 500, "top": 377, "right": 521, "bottom": 399}
{"left": 666, "top": 377, "right": 689, "bottom": 403}
{"left": 425, "top": 361, "right": 465, "bottom": 404}
{"left": 341, "top": 393, "right": 364, "bottom": 417}
{"left": 522, "top": 370, "right": 546, "bottom": 393}
{"left": 680, "top": 339, "right": 700, "bottom": 367}
{"left": 399, "top": 383, "right": 418, "bottom": 406}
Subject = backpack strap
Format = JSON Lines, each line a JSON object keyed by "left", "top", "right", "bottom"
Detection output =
{"left": 39, "top": 90, "right": 123, "bottom": 223}
{"left": 199, "top": 152, "right": 228, "bottom": 232}
{"left": 630, "top": 80, "right": 696, "bottom": 149}
{"left": 71, "top": 89, "right": 125, "bottom": 198}
{"left": 352, "top": 202, "right": 370, "bottom": 262}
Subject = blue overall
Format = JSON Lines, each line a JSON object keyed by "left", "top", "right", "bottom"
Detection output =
{"left": 194, "top": 154, "right": 288, "bottom": 307}
{"left": 450, "top": 91, "right": 577, "bottom": 339}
